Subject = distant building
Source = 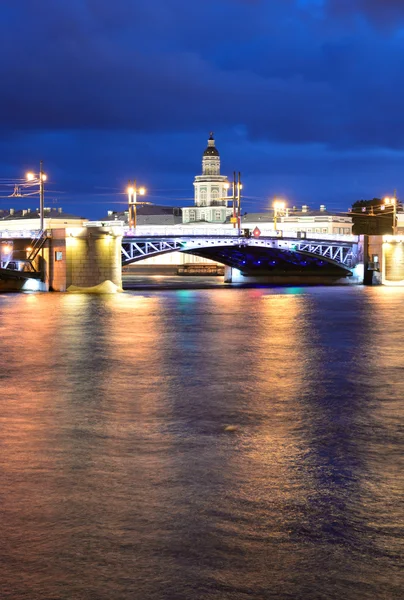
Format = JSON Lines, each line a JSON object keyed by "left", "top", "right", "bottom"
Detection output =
{"left": 182, "top": 133, "right": 231, "bottom": 224}
{"left": 242, "top": 205, "right": 353, "bottom": 236}
{"left": 105, "top": 204, "right": 182, "bottom": 227}
{"left": 0, "top": 207, "right": 86, "bottom": 235}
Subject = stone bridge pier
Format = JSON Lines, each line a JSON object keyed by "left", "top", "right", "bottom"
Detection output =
{"left": 44, "top": 224, "right": 123, "bottom": 292}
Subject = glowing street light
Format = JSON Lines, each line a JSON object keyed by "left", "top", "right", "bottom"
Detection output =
{"left": 1, "top": 242, "right": 12, "bottom": 268}
{"left": 273, "top": 199, "right": 286, "bottom": 232}
{"left": 26, "top": 161, "right": 47, "bottom": 231}
{"left": 222, "top": 175, "right": 242, "bottom": 230}
{"left": 384, "top": 196, "right": 397, "bottom": 235}
{"left": 127, "top": 180, "right": 146, "bottom": 230}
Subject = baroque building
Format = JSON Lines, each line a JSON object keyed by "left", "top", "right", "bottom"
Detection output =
{"left": 182, "top": 133, "right": 231, "bottom": 224}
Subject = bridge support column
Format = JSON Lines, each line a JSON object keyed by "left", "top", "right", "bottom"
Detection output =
{"left": 65, "top": 224, "right": 123, "bottom": 293}
{"left": 224, "top": 266, "right": 233, "bottom": 283}
{"left": 364, "top": 235, "right": 383, "bottom": 285}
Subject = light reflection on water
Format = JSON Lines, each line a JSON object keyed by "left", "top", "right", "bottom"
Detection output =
{"left": 0, "top": 287, "right": 403, "bottom": 599}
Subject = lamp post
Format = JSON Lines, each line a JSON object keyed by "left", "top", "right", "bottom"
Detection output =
{"left": 26, "top": 161, "right": 47, "bottom": 231}
{"left": 228, "top": 172, "right": 243, "bottom": 232}
{"left": 273, "top": 199, "right": 286, "bottom": 233}
{"left": 384, "top": 196, "right": 397, "bottom": 235}
{"left": 237, "top": 172, "right": 242, "bottom": 235}
{"left": 127, "top": 180, "right": 146, "bottom": 231}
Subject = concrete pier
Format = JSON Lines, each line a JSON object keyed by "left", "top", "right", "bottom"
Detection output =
{"left": 40, "top": 224, "right": 123, "bottom": 292}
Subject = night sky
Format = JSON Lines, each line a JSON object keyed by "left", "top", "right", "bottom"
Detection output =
{"left": 1, "top": 0, "right": 403, "bottom": 219}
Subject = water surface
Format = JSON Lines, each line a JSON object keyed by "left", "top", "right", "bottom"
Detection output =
{"left": 0, "top": 287, "right": 403, "bottom": 599}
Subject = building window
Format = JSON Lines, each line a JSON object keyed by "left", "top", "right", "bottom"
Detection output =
{"left": 322, "top": 228, "right": 328, "bottom": 233}
{"left": 215, "top": 210, "right": 221, "bottom": 220}
{"left": 344, "top": 228, "right": 350, "bottom": 234}
{"left": 189, "top": 210, "right": 195, "bottom": 222}
{"left": 200, "top": 189, "right": 207, "bottom": 206}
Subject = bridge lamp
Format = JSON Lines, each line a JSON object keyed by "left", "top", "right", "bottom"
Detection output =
{"left": 273, "top": 199, "right": 286, "bottom": 232}
{"left": 26, "top": 161, "right": 47, "bottom": 232}
{"left": 384, "top": 196, "right": 397, "bottom": 235}
{"left": 127, "top": 181, "right": 146, "bottom": 230}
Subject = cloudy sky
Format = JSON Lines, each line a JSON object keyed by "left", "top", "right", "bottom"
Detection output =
{"left": 1, "top": 0, "right": 403, "bottom": 218}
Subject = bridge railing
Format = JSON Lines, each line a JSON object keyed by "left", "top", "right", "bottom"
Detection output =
{"left": 123, "top": 226, "right": 359, "bottom": 243}
{"left": 0, "top": 229, "right": 43, "bottom": 239}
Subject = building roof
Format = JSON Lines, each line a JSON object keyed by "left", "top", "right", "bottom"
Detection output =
{"left": 104, "top": 205, "right": 183, "bottom": 225}
{"left": 138, "top": 214, "right": 182, "bottom": 226}
{"left": 203, "top": 132, "right": 219, "bottom": 157}
{"left": 203, "top": 146, "right": 220, "bottom": 157}
{"left": 0, "top": 208, "right": 85, "bottom": 220}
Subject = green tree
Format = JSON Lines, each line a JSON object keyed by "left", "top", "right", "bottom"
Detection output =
{"left": 351, "top": 198, "right": 400, "bottom": 235}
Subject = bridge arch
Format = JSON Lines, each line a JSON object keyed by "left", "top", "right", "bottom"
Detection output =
{"left": 121, "top": 236, "right": 357, "bottom": 277}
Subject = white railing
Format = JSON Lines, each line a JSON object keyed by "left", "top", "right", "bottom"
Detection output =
{"left": 123, "top": 226, "right": 358, "bottom": 243}
{"left": 84, "top": 221, "right": 126, "bottom": 228}
{"left": 0, "top": 230, "right": 43, "bottom": 239}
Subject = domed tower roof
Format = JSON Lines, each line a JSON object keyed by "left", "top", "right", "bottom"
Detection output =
{"left": 203, "top": 132, "right": 219, "bottom": 157}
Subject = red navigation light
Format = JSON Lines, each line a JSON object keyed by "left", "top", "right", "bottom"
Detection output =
{"left": 253, "top": 226, "right": 261, "bottom": 238}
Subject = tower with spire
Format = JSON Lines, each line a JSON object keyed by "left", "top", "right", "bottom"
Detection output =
{"left": 182, "top": 133, "right": 231, "bottom": 224}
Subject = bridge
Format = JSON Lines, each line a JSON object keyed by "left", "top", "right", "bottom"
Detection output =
{"left": 0, "top": 224, "right": 368, "bottom": 290}
{"left": 121, "top": 232, "right": 360, "bottom": 277}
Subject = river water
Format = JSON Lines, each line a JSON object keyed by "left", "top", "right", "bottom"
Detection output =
{"left": 0, "top": 286, "right": 403, "bottom": 599}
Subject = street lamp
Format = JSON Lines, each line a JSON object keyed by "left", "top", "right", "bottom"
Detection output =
{"left": 127, "top": 180, "right": 146, "bottom": 230}
{"left": 26, "top": 160, "right": 47, "bottom": 231}
{"left": 236, "top": 175, "right": 243, "bottom": 234}
{"left": 273, "top": 199, "right": 286, "bottom": 232}
{"left": 1, "top": 243, "right": 12, "bottom": 268}
{"left": 384, "top": 196, "right": 397, "bottom": 235}
{"left": 225, "top": 173, "right": 242, "bottom": 230}
{"left": 229, "top": 172, "right": 243, "bottom": 232}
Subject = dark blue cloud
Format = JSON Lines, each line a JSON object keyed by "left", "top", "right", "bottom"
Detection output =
{"left": 0, "top": 0, "right": 403, "bottom": 218}
{"left": 327, "top": 0, "right": 404, "bottom": 26}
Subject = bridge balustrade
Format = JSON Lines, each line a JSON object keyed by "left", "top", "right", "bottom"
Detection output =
{"left": 124, "top": 227, "right": 358, "bottom": 242}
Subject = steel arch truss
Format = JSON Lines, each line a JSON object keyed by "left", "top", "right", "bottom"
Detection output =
{"left": 121, "top": 239, "right": 185, "bottom": 263}
{"left": 122, "top": 236, "right": 358, "bottom": 269}
{"left": 295, "top": 241, "right": 354, "bottom": 266}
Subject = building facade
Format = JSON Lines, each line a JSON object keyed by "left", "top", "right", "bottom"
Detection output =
{"left": 243, "top": 205, "right": 353, "bottom": 236}
{"left": 182, "top": 133, "right": 231, "bottom": 224}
